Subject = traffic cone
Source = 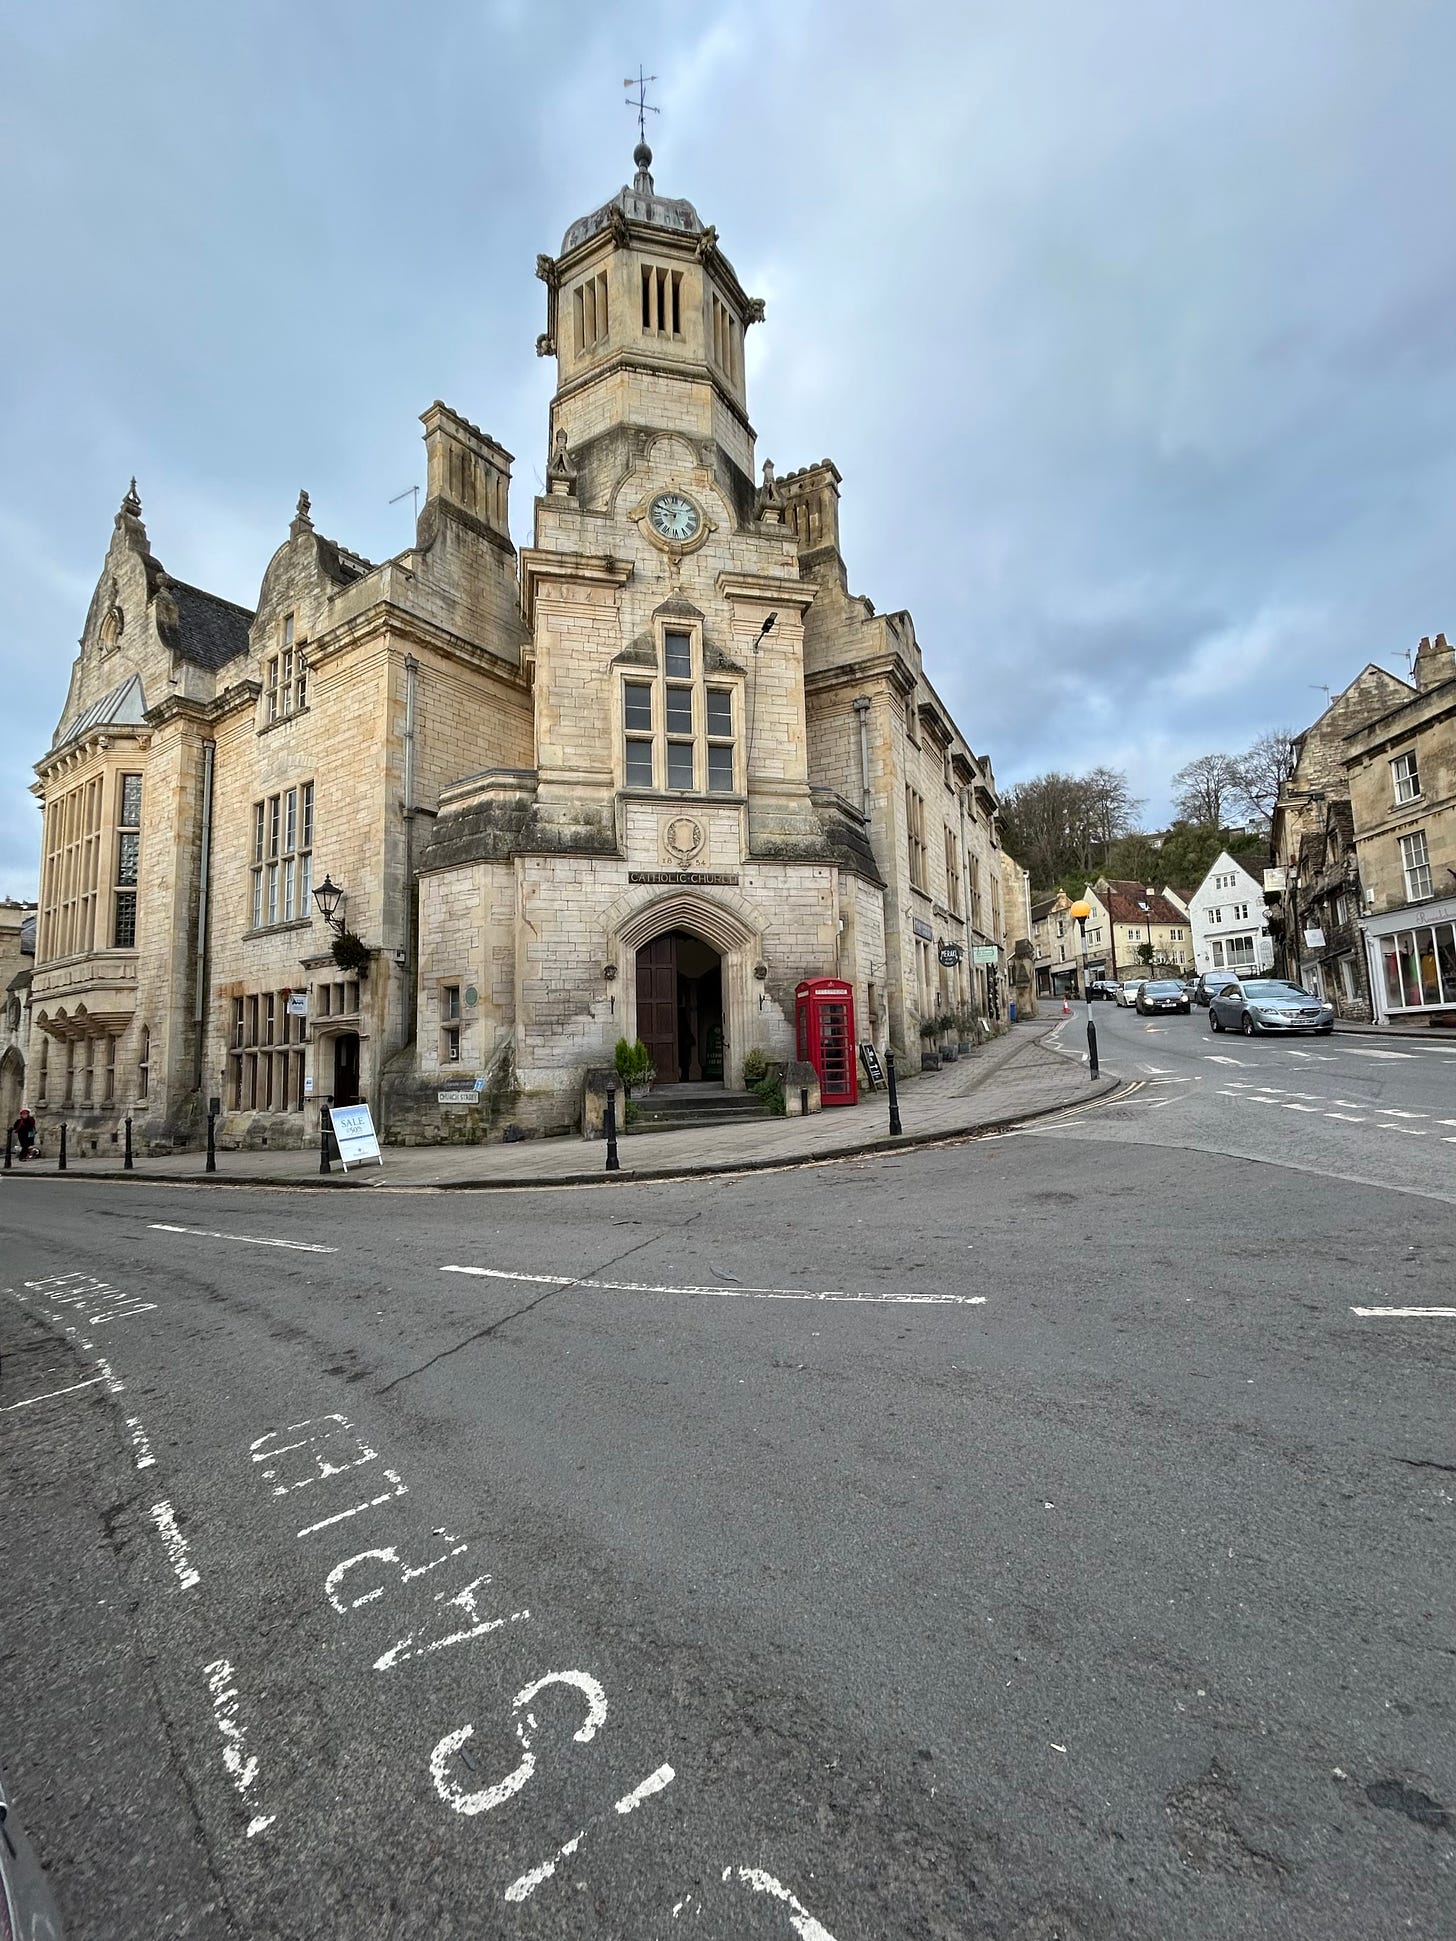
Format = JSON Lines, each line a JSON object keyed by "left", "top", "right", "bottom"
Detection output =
{"left": 1062, "top": 997, "right": 1071, "bottom": 1017}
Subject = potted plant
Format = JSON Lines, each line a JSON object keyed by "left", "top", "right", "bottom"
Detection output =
{"left": 955, "top": 1005, "right": 976, "bottom": 1053}
{"left": 918, "top": 1016, "right": 942, "bottom": 1072}
{"left": 614, "top": 1037, "right": 656, "bottom": 1098}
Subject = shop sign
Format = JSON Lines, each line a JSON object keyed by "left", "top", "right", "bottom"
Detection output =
{"left": 972, "top": 945, "right": 1000, "bottom": 965}
{"left": 286, "top": 993, "right": 308, "bottom": 1017}
{"left": 858, "top": 1043, "right": 885, "bottom": 1090}
{"left": 938, "top": 943, "right": 963, "bottom": 967}
{"left": 912, "top": 918, "right": 934, "bottom": 942}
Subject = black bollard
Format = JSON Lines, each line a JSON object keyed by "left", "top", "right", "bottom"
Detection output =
{"left": 886, "top": 1051, "right": 903, "bottom": 1137}
{"left": 1086, "top": 1016, "right": 1100, "bottom": 1080}
{"left": 58, "top": 1122, "right": 67, "bottom": 1172}
{"left": 319, "top": 1104, "right": 333, "bottom": 1175}
{"left": 4, "top": 1128, "right": 11, "bottom": 1171}
{"left": 604, "top": 1082, "right": 620, "bottom": 1173}
{"left": 800, "top": 1087, "right": 809, "bottom": 1118}
{"left": 124, "top": 1116, "right": 133, "bottom": 1171}
{"left": 206, "top": 1109, "right": 217, "bottom": 1174}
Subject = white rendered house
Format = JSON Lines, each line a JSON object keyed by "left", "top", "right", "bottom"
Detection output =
{"left": 1189, "top": 851, "right": 1274, "bottom": 975}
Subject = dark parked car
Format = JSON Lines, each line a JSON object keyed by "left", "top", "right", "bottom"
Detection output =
{"left": 1208, "top": 978, "right": 1335, "bottom": 1036}
{"left": 1087, "top": 979, "right": 1121, "bottom": 1001}
{"left": 1193, "top": 972, "right": 1240, "bottom": 1007}
{"left": 1136, "top": 978, "right": 1191, "bottom": 1015}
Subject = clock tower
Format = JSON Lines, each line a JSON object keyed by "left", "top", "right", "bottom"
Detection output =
{"left": 534, "top": 141, "right": 765, "bottom": 515}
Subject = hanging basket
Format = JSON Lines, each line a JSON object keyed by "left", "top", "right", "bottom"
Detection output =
{"left": 331, "top": 929, "right": 371, "bottom": 977}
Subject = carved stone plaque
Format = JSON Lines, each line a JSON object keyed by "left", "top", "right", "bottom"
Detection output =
{"left": 662, "top": 814, "right": 706, "bottom": 867}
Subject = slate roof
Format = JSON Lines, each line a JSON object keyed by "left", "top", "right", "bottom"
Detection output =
{"left": 165, "top": 580, "right": 254, "bottom": 669}
{"left": 55, "top": 671, "right": 147, "bottom": 748}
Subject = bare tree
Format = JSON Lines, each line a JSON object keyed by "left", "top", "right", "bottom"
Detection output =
{"left": 1234, "top": 729, "right": 1298, "bottom": 821}
{"left": 1170, "top": 752, "right": 1242, "bottom": 826}
{"left": 1000, "top": 767, "right": 1143, "bottom": 889}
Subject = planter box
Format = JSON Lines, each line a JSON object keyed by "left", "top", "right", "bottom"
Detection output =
{"left": 921, "top": 1052, "right": 942, "bottom": 1072}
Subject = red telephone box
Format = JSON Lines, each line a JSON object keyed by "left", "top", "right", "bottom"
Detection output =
{"left": 795, "top": 978, "right": 858, "bottom": 1105}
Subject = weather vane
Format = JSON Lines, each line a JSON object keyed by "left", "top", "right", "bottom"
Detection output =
{"left": 624, "top": 66, "right": 659, "bottom": 144}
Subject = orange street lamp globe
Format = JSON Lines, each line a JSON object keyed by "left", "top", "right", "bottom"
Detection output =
{"left": 1068, "top": 899, "right": 1092, "bottom": 922}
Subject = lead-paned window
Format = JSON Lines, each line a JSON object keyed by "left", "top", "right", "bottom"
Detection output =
{"left": 250, "top": 782, "right": 313, "bottom": 931}
{"left": 620, "top": 632, "right": 739, "bottom": 796}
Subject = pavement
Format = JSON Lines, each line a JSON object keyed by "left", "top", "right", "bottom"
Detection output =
{"left": 3, "top": 1021, "right": 1119, "bottom": 1189}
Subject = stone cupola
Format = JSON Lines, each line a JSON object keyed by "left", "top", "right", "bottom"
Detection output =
{"left": 534, "top": 142, "right": 766, "bottom": 510}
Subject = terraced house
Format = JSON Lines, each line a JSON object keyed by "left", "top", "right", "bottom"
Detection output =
{"left": 25, "top": 141, "right": 1009, "bottom": 1153}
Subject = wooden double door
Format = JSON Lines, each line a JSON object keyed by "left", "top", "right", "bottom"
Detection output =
{"left": 635, "top": 932, "right": 725, "bottom": 1085}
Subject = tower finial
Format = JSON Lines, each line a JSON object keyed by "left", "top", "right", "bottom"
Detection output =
{"left": 122, "top": 477, "right": 141, "bottom": 518}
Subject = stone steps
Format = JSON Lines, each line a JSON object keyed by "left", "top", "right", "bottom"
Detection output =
{"left": 628, "top": 1089, "right": 774, "bottom": 1134}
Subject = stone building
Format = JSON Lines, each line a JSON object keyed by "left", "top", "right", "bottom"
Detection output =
{"left": 1266, "top": 661, "right": 1412, "bottom": 996}
{"left": 26, "top": 141, "right": 1009, "bottom": 1151}
{"left": 1345, "top": 634, "right": 1456, "bottom": 1023}
{"left": 0, "top": 898, "right": 36, "bottom": 1127}
{"left": 1081, "top": 880, "right": 1193, "bottom": 980}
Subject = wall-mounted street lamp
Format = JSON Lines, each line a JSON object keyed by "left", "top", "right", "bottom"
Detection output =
{"left": 1068, "top": 899, "right": 1099, "bottom": 1080}
{"left": 313, "top": 874, "right": 346, "bottom": 935}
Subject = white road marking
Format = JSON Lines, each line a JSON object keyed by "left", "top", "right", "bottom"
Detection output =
{"left": 441, "top": 1265, "right": 986, "bottom": 1306}
{"left": 1351, "top": 1307, "right": 1456, "bottom": 1318}
{"left": 1281, "top": 1103, "right": 1320, "bottom": 1113}
{"left": 204, "top": 1660, "right": 276, "bottom": 1838}
{"left": 126, "top": 1416, "right": 156, "bottom": 1468}
{"left": 1205, "top": 1055, "right": 1249, "bottom": 1066}
{"left": 504, "top": 1762, "right": 678, "bottom": 1904}
{"left": 296, "top": 1469, "right": 407, "bottom": 1538}
{"left": 148, "top": 1500, "right": 200, "bottom": 1590}
{"left": 150, "top": 1222, "right": 337, "bottom": 1253}
{"left": 721, "top": 1866, "right": 838, "bottom": 1940}
{"left": 1376, "top": 1124, "right": 1427, "bottom": 1136}
{"left": 1325, "top": 1113, "right": 1367, "bottom": 1123}
{"left": 617, "top": 1763, "right": 676, "bottom": 1815}
{"left": 431, "top": 1670, "right": 607, "bottom": 1818}
{"left": 1382, "top": 1109, "right": 1429, "bottom": 1119}
{"left": 1345, "top": 1049, "right": 1416, "bottom": 1060}
{"left": 1, "top": 1373, "right": 106, "bottom": 1411}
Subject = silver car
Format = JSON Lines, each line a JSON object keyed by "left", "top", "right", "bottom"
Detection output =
{"left": 1115, "top": 978, "right": 1146, "bottom": 1008}
{"left": 1208, "top": 978, "right": 1335, "bottom": 1036}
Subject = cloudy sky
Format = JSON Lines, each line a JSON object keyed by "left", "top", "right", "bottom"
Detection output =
{"left": 4, "top": 0, "right": 1455, "bottom": 892}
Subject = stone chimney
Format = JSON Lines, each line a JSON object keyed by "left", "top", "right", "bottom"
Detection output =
{"left": 779, "top": 459, "right": 843, "bottom": 563}
{"left": 1412, "top": 632, "right": 1456, "bottom": 692}
{"left": 419, "top": 401, "right": 514, "bottom": 546}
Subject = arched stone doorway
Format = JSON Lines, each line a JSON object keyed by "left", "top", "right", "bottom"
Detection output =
{"left": 0, "top": 1045, "right": 23, "bottom": 1127}
{"left": 614, "top": 891, "right": 760, "bottom": 1092}
{"left": 635, "top": 930, "right": 724, "bottom": 1085}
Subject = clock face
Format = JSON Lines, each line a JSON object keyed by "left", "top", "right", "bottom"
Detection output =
{"left": 648, "top": 491, "right": 702, "bottom": 543}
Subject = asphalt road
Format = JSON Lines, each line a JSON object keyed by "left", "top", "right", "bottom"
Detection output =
{"left": 1, "top": 1062, "right": 1452, "bottom": 1938}
{"left": 1042, "top": 998, "right": 1456, "bottom": 1203}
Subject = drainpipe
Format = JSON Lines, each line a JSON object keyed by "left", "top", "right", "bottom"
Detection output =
{"left": 852, "top": 696, "right": 871, "bottom": 821}
{"left": 193, "top": 739, "right": 215, "bottom": 1090}
{"left": 402, "top": 656, "right": 419, "bottom": 1047}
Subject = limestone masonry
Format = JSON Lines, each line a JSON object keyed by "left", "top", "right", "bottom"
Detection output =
{"left": 24, "top": 143, "right": 1011, "bottom": 1151}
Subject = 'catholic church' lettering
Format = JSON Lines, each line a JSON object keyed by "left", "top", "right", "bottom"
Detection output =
{"left": 25, "top": 140, "right": 1009, "bottom": 1149}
